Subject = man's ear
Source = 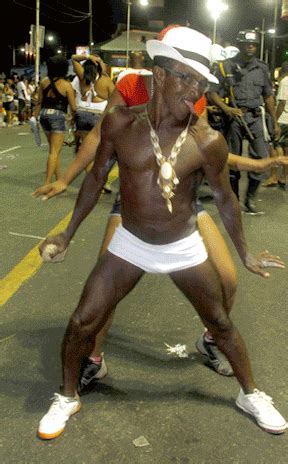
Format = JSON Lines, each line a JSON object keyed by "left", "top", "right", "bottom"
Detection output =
{"left": 153, "top": 65, "right": 166, "bottom": 88}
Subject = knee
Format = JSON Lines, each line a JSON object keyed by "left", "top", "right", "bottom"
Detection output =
{"left": 205, "top": 313, "right": 233, "bottom": 338}
{"left": 67, "top": 312, "right": 93, "bottom": 342}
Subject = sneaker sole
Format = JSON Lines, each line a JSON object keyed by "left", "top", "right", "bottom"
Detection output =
{"left": 38, "top": 403, "right": 81, "bottom": 440}
{"left": 243, "top": 211, "right": 265, "bottom": 216}
{"left": 236, "top": 401, "right": 287, "bottom": 435}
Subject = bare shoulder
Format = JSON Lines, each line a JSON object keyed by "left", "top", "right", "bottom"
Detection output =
{"left": 101, "top": 105, "right": 143, "bottom": 137}
{"left": 99, "top": 74, "right": 114, "bottom": 85}
{"left": 191, "top": 117, "right": 229, "bottom": 167}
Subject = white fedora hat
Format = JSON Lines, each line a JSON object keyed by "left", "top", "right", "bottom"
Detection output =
{"left": 210, "top": 43, "right": 226, "bottom": 63}
{"left": 224, "top": 46, "right": 240, "bottom": 60}
{"left": 146, "top": 27, "right": 218, "bottom": 84}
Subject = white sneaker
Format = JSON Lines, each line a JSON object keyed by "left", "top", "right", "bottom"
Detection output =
{"left": 236, "top": 388, "right": 287, "bottom": 434}
{"left": 38, "top": 393, "right": 81, "bottom": 440}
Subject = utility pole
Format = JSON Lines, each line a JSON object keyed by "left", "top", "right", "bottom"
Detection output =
{"left": 271, "top": 0, "right": 279, "bottom": 74}
{"left": 35, "top": 0, "right": 40, "bottom": 84}
{"left": 126, "top": 1, "right": 132, "bottom": 68}
{"left": 259, "top": 18, "right": 265, "bottom": 61}
{"left": 89, "top": 0, "right": 93, "bottom": 46}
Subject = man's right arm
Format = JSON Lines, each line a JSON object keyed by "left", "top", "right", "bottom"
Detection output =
{"left": 32, "top": 88, "right": 126, "bottom": 199}
{"left": 39, "top": 111, "right": 118, "bottom": 257}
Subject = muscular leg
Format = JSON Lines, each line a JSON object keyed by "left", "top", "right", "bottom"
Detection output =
{"left": 170, "top": 260, "right": 255, "bottom": 393}
{"left": 62, "top": 251, "right": 144, "bottom": 397}
{"left": 88, "top": 215, "right": 122, "bottom": 358}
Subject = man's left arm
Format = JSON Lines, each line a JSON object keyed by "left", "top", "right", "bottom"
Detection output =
{"left": 203, "top": 133, "right": 284, "bottom": 276}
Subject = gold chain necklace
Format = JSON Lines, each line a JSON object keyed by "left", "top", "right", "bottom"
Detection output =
{"left": 145, "top": 106, "right": 192, "bottom": 213}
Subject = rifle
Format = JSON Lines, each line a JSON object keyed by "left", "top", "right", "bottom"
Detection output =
{"left": 229, "top": 99, "right": 255, "bottom": 142}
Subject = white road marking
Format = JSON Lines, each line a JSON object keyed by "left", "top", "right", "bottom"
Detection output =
{"left": 0, "top": 146, "right": 21, "bottom": 154}
{"left": 9, "top": 232, "right": 46, "bottom": 240}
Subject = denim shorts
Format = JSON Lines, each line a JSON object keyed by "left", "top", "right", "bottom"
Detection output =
{"left": 75, "top": 110, "right": 101, "bottom": 132}
{"left": 40, "top": 108, "right": 66, "bottom": 133}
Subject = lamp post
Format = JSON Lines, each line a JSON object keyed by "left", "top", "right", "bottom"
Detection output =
{"left": 126, "top": 0, "right": 132, "bottom": 68}
{"left": 206, "top": 0, "right": 228, "bottom": 44}
{"left": 257, "top": 19, "right": 275, "bottom": 62}
{"left": 35, "top": 0, "right": 40, "bottom": 84}
{"left": 125, "top": 0, "right": 149, "bottom": 68}
{"left": 271, "top": 0, "right": 279, "bottom": 72}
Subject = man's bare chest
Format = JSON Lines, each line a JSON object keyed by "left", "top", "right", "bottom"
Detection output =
{"left": 115, "top": 124, "right": 204, "bottom": 179}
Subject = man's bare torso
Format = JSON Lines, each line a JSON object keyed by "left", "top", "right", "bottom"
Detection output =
{"left": 100, "top": 105, "right": 225, "bottom": 244}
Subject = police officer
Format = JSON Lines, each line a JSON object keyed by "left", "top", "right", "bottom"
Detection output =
{"left": 208, "top": 30, "right": 280, "bottom": 215}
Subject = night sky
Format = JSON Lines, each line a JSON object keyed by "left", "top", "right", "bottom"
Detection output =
{"left": 2, "top": 0, "right": 288, "bottom": 73}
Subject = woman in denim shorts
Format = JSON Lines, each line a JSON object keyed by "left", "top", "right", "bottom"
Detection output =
{"left": 34, "top": 55, "right": 76, "bottom": 184}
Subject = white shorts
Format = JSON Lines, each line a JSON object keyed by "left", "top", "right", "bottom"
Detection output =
{"left": 108, "top": 224, "right": 208, "bottom": 273}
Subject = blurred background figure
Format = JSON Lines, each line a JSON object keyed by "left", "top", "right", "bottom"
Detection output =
{"left": 3, "top": 79, "right": 15, "bottom": 127}
{"left": 263, "top": 61, "right": 288, "bottom": 190}
{"left": 16, "top": 75, "right": 29, "bottom": 125}
{"left": 34, "top": 55, "right": 76, "bottom": 185}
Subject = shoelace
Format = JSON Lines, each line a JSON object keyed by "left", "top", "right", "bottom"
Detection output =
{"left": 48, "top": 393, "right": 75, "bottom": 417}
{"left": 250, "top": 390, "right": 276, "bottom": 411}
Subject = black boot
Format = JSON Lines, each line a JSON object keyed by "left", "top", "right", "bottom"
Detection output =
{"left": 244, "top": 178, "right": 264, "bottom": 215}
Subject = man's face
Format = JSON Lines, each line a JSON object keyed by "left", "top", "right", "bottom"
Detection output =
{"left": 241, "top": 42, "right": 257, "bottom": 57}
{"left": 161, "top": 61, "right": 208, "bottom": 120}
{"left": 161, "top": 61, "right": 208, "bottom": 117}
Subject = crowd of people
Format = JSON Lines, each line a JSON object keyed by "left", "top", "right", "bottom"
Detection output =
{"left": 0, "top": 74, "right": 37, "bottom": 127}
{"left": 2, "top": 24, "right": 287, "bottom": 440}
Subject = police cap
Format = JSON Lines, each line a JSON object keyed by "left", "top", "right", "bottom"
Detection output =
{"left": 236, "top": 30, "right": 260, "bottom": 44}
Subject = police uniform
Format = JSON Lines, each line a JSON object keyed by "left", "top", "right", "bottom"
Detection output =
{"left": 209, "top": 30, "right": 275, "bottom": 213}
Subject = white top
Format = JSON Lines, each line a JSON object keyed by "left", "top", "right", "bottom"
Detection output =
{"left": 72, "top": 76, "right": 107, "bottom": 112}
{"left": 16, "top": 81, "right": 29, "bottom": 101}
{"left": 277, "top": 76, "right": 288, "bottom": 125}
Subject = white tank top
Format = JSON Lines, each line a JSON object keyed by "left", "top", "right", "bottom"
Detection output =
{"left": 72, "top": 76, "right": 107, "bottom": 112}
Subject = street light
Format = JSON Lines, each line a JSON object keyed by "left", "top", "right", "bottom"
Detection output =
{"left": 206, "top": 0, "right": 228, "bottom": 44}
{"left": 125, "top": 0, "right": 149, "bottom": 68}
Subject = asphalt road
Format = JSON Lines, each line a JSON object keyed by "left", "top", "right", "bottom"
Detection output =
{"left": 0, "top": 124, "right": 288, "bottom": 464}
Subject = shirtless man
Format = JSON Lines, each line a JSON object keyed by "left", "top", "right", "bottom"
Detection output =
{"left": 37, "top": 27, "right": 287, "bottom": 439}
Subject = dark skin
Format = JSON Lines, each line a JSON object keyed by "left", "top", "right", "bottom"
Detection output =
{"left": 40, "top": 60, "right": 281, "bottom": 398}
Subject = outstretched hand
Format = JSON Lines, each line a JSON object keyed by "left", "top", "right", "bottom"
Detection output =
{"left": 244, "top": 250, "right": 285, "bottom": 278}
{"left": 32, "top": 180, "right": 68, "bottom": 200}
